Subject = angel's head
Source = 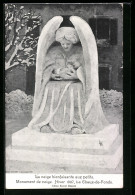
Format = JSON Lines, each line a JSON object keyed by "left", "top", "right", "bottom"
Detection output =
{"left": 56, "top": 27, "right": 79, "bottom": 52}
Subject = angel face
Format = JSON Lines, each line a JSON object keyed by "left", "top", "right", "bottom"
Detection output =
{"left": 60, "top": 39, "right": 73, "bottom": 52}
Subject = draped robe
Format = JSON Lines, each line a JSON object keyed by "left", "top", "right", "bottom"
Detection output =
{"left": 28, "top": 45, "right": 86, "bottom": 133}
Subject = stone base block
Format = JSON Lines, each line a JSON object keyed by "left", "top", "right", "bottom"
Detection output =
{"left": 6, "top": 138, "right": 122, "bottom": 169}
{"left": 6, "top": 124, "right": 123, "bottom": 169}
{"left": 11, "top": 124, "right": 119, "bottom": 151}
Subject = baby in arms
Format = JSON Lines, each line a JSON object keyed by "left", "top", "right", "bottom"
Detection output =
{"left": 51, "top": 60, "right": 81, "bottom": 80}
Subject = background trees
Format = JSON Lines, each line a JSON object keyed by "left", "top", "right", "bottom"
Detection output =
{"left": 5, "top": 4, "right": 42, "bottom": 70}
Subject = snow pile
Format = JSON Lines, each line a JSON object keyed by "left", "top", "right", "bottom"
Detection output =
{"left": 5, "top": 89, "right": 123, "bottom": 119}
{"left": 99, "top": 89, "right": 123, "bottom": 109}
{"left": 5, "top": 89, "right": 33, "bottom": 118}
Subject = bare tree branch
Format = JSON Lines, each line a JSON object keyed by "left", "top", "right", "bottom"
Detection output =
{"left": 5, "top": 3, "right": 41, "bottom": 70}
{"left": 5, "top": 37, "right": 26, "bottom": 70}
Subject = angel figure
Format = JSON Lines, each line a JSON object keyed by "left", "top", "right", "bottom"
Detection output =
{"left": 28, "top": 16, "right": 108, "bottom": 134}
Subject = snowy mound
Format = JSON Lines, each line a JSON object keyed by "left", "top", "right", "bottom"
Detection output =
{"left": 99, "top": 89, "right": 123, "bottom": 109}
{"left": 5, "top": 90, "right": 33, "bottom": 118}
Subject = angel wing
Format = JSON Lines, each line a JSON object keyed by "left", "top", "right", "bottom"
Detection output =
{"left": 70, "top": 16, "right": 108, "bottom": 132}
{"left": 32, "top": 16, "right": 63, "bottom": 116}
{"left": 70, "top": 16, "right": 100, "bottom": 115}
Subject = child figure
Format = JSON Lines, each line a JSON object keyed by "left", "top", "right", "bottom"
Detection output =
{"left": 52, "top": 59, "right": 81, "bottom": 80}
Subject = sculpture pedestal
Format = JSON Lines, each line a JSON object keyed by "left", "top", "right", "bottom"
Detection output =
{"left": 6, "top": 124, "right": 122, "bottom": 169}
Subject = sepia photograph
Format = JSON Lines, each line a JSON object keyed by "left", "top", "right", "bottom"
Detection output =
{"left": 5, "top": 3, "right": 123, "bottom": 189}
